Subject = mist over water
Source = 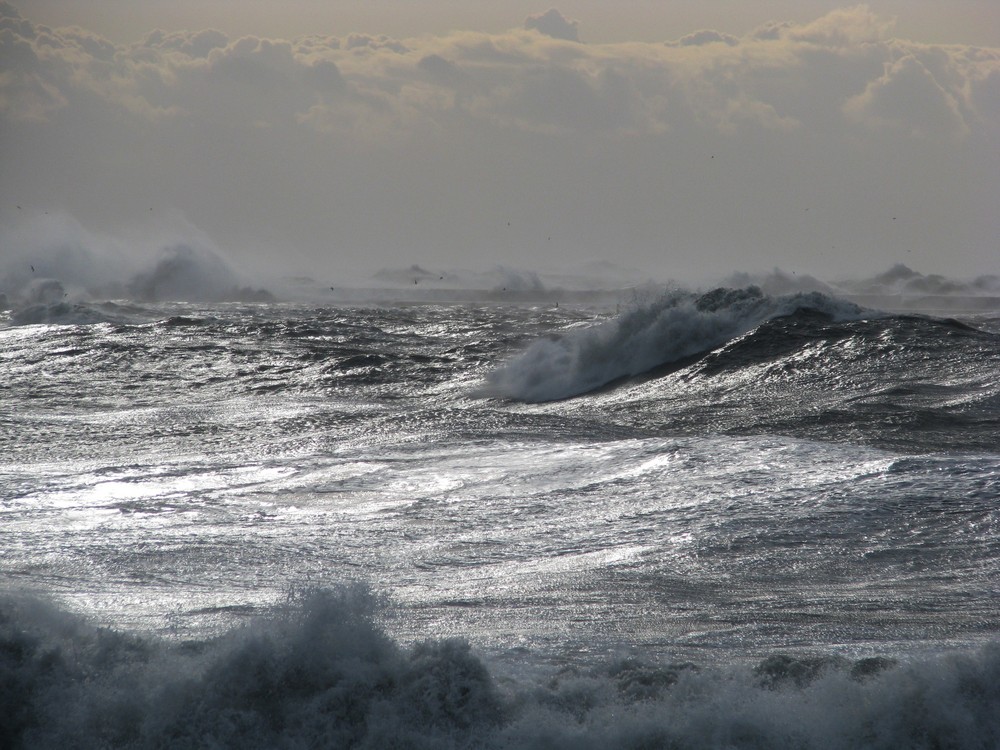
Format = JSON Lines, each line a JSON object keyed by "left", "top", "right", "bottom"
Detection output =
{"left": 2, "top": 1, "right": 998, "bottom": 284}
{"left": 3, "top": 213, "right": 999, "bottom": 314}
{"left": 0, "top": 213, "right": 272, "bottom": 309}
{"left": 2, "top": 216, "right": 1000, "bottom": 747}
{"left": 3, "top": 0, "right": 999, "bottom": 741}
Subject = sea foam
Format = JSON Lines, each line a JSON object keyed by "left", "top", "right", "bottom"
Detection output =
{"left": 482, "top": 287, "right": 868, "bottom": 402}
{"left": 2, "top": 588, "right": 998, "bottom": 749}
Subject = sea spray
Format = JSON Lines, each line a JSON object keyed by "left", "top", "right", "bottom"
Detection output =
{"left": 482, "top": 287, "right": 868, "bottom": 402}
{"left": 3, "top": 590, "right": 999, "bottom": 749}
{"left": 0, "top": 587, "right": 503, "bottom": 749}
{"left": 0, "top": 213, "right": 271, "bottom": 307}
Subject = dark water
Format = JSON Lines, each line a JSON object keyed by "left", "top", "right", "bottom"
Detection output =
{"left": 2, "top": 288, "right": 999, "bottom": 748}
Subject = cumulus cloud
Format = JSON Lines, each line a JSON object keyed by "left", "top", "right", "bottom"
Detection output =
{"left": 844, "top": 54, "right": 970, "bottom": 138}
{"left": 786, "top": 4, "right": 893, "bottom": 45}
{"left": 0, "top": 3, "right": 997, "bottom": 282}
{"left": 142, "top": 28, "right": 229, "bottom": 58}
{"left": 668, "top": 30, "right": 739, "bottom": 48}
{"left": 1, "top": 3, "right": 994, "bottom": 142}
{"left": 524, "top": 9, "right": 579, "bottom": 42}
{"left": 749, "top": 5, "right": 891, "bottom": 46}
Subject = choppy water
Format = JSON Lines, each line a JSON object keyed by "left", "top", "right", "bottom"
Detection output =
{"left": 2, "top": 288, "right": 999, "bottom": 748}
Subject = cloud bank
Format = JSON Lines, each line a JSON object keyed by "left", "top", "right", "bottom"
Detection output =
{"left": 1, "top": 3, "right": 997, "bottom": 282}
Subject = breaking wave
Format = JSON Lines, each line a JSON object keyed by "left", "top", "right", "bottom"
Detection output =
{"left": 2, "top": 588, "right": 998, "bottom": 750}
{"left": 0, "top": 213, "right": 272, "bottom": 309}
{"left": 482, "top": 287, "right": 870, "bottom": 402}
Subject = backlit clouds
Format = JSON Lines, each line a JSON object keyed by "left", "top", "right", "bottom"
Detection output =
{"left": 1, "top": 2, "right": 997, "bottom": 282}
{"left": 525, "top": 9, "right": 580, "bottom": 42}
{"left": 3, "top": 2, "right": 992, "bottom": 142}
{"left": 845, "top": 54, "right": 970, "bottom": 139}
{"left": 776, "top": 4, "right": 891, "bottom": 45}
{"left": 1, "top": 3, "right": 993, "bottom": 138}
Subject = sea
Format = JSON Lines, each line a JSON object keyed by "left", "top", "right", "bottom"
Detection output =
{"left": 2, "top": 273, "right": 1000, "bottom": 748}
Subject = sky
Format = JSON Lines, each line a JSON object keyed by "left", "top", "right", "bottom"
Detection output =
{"left": 2, "top": 1, "right": 998, "bottom": 290}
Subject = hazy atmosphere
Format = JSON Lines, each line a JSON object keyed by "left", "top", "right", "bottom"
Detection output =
{"left": 2, "top": 1, "right": 998, "bottom": 291}
{"left": 5, "top": 5, "right": 1000, "bottom": 748}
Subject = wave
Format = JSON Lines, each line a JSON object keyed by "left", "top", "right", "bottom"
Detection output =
{"left": 575, "top": 302, "right": 1000, "bottom": 452}
{"left": 124, "top": 244, "right": 274, "bottom": 303}
{"left": 3, "top": 587, "right": 998, "bottom": 749}
{"left": 718, "top": 264, "right": 1000, "bottom": 303}
{"left": 370, "top": 261, "right": 646, "bottom": 293}
{"left": 0, "top": 213, "right": 272, "bottom": 308}
{"left": 840, "top": 263, "right": 1000, "bottom": 297}
{"left": 481, "top": 287, "right": 869, "bottom": 402}
{"left": 5, "top": 300, "right": 156, "bottom": 327}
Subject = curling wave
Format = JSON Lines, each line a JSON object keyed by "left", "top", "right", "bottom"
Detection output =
{"left": 482, "top": 287, "right": 869, "bottom": 402}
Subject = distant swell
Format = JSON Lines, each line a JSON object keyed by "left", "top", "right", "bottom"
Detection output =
{"left": 3, "top": 588, "right": 999, "bottom": 750}
{"left": 483, "top": 287, "right": 869, "bottom": 402}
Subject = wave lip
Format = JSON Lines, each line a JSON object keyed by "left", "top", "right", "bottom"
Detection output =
{"left": 482, "top": 287, "right": 868, "bottom": 402}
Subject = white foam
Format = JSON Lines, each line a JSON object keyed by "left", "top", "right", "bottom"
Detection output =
{"left": 3, "top": 588, "right": 998, "bottom": 749}
{"left": 482, "top": 288, "right": 868, "bottom": 402}
{"left": 0, "top": 213, "right": 272, "bottom": 308}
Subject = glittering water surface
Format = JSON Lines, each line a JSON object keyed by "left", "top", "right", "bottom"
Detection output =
{"left": 2, "top": 294, "right": 1000, "bottom": 748}
{"left": 4, "top": 296, "right": 998, "bottom": 657}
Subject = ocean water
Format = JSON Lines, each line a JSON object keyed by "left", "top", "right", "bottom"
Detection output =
{"left": 2, "top": 286, "right": 1000, "bottom": 748}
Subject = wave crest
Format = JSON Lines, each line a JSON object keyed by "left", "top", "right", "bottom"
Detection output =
{"left": 482, "top": 287, "right": 867, "bottom": 402}
{"left": 3, "top": 589, "right": 999, "bottom": 749}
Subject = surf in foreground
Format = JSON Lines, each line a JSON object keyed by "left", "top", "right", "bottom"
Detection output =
{"left": 4, "top": 587, "right": 999, "bottom": 750}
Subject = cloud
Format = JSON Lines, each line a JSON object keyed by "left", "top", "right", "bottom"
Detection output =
{"left": 0, "top": 3, "right": 997, "bottom": 282}
{"left": 417, "top": 54, "right": 464, "bottom": 85}
{"left": 784, "top": 4, "right": 893, "bottom": 46}
{"left": 465, "top": 63, "right": 657, "bottom": 136}
{"left": 0, "top": 48, "right": 68, "bottom": 120}
{"left": 343, "top": 33, "right": 409, "bottom": 54}
{"left": 668, "top": 30, "right": 739, "bottom": 48}
{"left": 1, "top": 3, "right": 993, "bottom": 143}
{"left": 844, "top": 54, "right": 970, "bottom": 138}
{"left": 143, "top": 28, "right": 229, "bottom": 58}
{"left": 524, "top": 9, "right": 579, "bottom": 42}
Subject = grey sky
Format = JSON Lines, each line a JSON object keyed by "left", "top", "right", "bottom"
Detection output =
{"left": 2, "top": 1, "right": 998, "bottom": 288}
{"left": 22, "top": 1, "right": 1000, "bottom": 48}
